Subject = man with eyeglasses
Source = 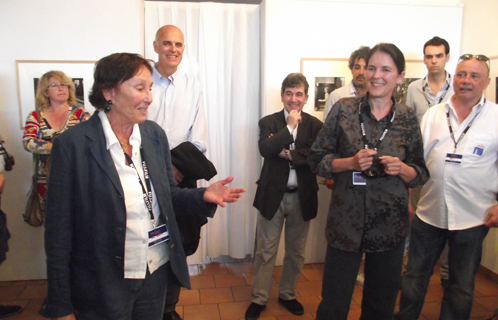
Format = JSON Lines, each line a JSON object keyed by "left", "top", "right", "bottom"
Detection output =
{"left": 395, "top": 54, "right": 498, "bottom": 320}
{"left": 147, "top": 25, "right": 208, "bottom": 320}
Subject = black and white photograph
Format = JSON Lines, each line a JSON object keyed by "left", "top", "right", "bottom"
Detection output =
{"left": 495, "top": 77, "right": 498, "bottom": 104}
{"left": 314, "top": 77, "right": 344, "bottom": 111}
{"left": 394, "top": 78, "right": 419, "bottom": 105}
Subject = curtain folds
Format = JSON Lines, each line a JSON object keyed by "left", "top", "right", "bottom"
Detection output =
{"left": 144, "top": 1, "right": 261, "bottom": 263}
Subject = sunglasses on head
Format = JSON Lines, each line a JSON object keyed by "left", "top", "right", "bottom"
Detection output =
{"left": 458, "top": 54, "right": 490, "bottom": 70}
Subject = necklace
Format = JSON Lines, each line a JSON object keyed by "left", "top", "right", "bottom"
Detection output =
{"left": 120, "top": 142, "right": 130, "bottom": 148}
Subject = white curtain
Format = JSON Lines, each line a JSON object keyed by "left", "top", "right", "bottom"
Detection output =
{"left": 144, "top": 1, "right": 261, "bottom": 263}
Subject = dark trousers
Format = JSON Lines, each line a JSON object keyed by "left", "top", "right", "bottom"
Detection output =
{"left": 316, "top": 242, "right": 405, "bottom": 320}
{"left": 75, "top": 263, "right": 168, "bottom": 320}
{"left": 163, "top": 269, "right": 182, "bottom": 314}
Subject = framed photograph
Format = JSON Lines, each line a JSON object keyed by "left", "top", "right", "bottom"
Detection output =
{"left": 486, "top": 56, "right": 498, "bottom": 104}
{"left": 394, "top": 60, "right": 426, "bottom": 105}
{"left": 301, "top": 58, "right": 350, "bottom": 119}
{"left": 301, "top": 58, "right": 426, "bottom": 118}
{"left": 16, "top": 60, "right": 96, "bottom": 129}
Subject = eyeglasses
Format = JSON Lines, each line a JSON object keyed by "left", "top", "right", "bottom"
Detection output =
{"left": 48, "top": 83, "right": 70, "bottom": 89}
{"left": 458, "top": 54, "right": 490, "bottom": 70}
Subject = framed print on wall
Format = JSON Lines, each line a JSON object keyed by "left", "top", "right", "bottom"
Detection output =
{"left": 16, "top": 60, "right": 96, "bottom": 129}
{"left": 301, "top": 58, "right": 426, "bottom": 119}
{"left": 486, "top": 55, "right": 498, "bottom": 104}
{"left": 300, "top": 58, "right": 350, "bottom": 120}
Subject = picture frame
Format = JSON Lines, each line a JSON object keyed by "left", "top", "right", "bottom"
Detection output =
{"left": 300, "top": 58, "right": 349, "bottom": 120}
{"left": 486, "top": 55, "right": 498, "bottom": 104}
{"left": 300, "top": 58, "right": 426, "bottom": 119}
{"left": 16, "top": 60, "right": 96, "bottom": 129}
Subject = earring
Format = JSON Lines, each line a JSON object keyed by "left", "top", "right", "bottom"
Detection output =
{"left": 105, "top": 100, "right": 112, "bottom": 113}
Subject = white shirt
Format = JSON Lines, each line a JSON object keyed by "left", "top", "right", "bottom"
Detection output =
{"left": 323, "top": 81, "right": 357, "bottom": 121}
{"left": 99, "top": 111, "right": 169, "bottom": 278}
{"left": 147, "top": 66, "right": 207, "bottom": 153}
{"left": 284, "top": 109, "right": 298, "bottom": 188}
{"left": 417, "top": 95, "right": 498, "bottom": 230}
{"left": 405, "top": 72, "right": 453, "bottom": 123}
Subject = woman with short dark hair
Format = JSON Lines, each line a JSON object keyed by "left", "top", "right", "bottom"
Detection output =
{"left": 39, "top": 53, "right": 245, "bottom": 320}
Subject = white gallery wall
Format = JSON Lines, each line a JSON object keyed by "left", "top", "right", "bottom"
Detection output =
{"left": 0, "top": 0, "right": 497, "bottom": 281}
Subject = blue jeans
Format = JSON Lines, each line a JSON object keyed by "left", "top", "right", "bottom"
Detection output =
{"left": 316, "top": 242, "right": 404, "bottom": 320}
{"left": 395, "top": 215, "right": 489, "bottom": 320}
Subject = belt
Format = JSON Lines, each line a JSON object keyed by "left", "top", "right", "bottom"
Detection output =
{"left": 285, "top": 187, "right": 298, "bottom": 193}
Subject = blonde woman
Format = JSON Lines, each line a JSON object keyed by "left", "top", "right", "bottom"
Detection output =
{"left": 22, "top": 70, "right": 90, "bottom": 215}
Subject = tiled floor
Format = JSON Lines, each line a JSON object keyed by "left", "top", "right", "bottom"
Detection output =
{"left": 1, "top": 261, "right": 497, "bottom": 320}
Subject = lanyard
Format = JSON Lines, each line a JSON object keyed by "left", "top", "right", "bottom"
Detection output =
{"left": 422, "top": 74, "right": 451, "bottom": 108}
{"left": 123, "top": 147, "right": 155, "bottom": 227}
{"left": 446, "top": 99, "right": 484, "bottom": 153}
{"left": 358, "top": 101, "right": 396, "bottom": 151}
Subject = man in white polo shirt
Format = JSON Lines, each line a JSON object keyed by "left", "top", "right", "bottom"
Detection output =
{"left": 395, "top": 54, "right": 498, "bottom": 320}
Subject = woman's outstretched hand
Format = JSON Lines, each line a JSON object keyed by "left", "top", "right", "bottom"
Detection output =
{"left": 203, "top": 176, "right": 246, "bottom": 207}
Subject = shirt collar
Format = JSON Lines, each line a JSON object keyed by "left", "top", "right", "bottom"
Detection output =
{"left": 349, "top": 81, "right": 358, "bottom": 96}
{"left": 152, "top": 64, "right": 178, "bottom": 85}
{"left": 359, "top": 94, "right": 396, "bottom": 122}
{"left": 98, "top": 111, "right": 141, "bottom": 150}
{"left": 422, "top": 70, "right": 452, "bottom": 89}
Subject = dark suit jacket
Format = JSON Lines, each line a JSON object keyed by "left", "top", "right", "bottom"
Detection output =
{"left": 39, "top": 113, "right": 216, "bottom": 318}
{"left": 253, "top": 109, "right": 322, "bottom": 221}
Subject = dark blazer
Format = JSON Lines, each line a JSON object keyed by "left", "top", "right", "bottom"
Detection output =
{"left": 253, "top": 109, "right": 322, "bottom": 221}
{"left": 39, "top": 113, "right": 216, "bottom": 318}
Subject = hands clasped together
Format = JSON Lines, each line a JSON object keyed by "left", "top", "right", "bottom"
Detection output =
{"left": 351, "top": 149, "right": 405, "bottom": 176}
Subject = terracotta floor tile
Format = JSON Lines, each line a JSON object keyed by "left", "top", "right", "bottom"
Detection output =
{"left": 470, "top": 300, "right": 494, "bottom": 318}
{"left": 190, "top": 275, "right": 216, "bottom": 289}
{"left": 295, "top": 281, "right": 322, "bottom": 297}
{"left": 214, "top": 274, "right": 247, "bottom": 288}
{"left": 226, "top": 261, "right": 254, "bottom": 274}
{"left": 348, "top": 308, "right": 361, "bottom": 320}
{"left": 178, "top": 289, "right": 200, "bottom": 306}
{"left": 311, "top": 263, "right": 325, "bottom": 269}
{"left": 475, "top": 280, "right": 498, "bottom": 296}
{"left": 0, "top": 285, "right": 25, "bottom": 300}
{"left": 12, "top": 280, "right": 46, "bottom": 286}
{"left": 301, "top": 269, "right": 323, "bottom": 281}
{"left": 200, "top": 287, "right": 234, "bottom": 304}
{"left": 474, "top": 295, "right": 498, "bottom": 313}
{"left": 275, "top": 313, "right": 314, "bottom": 320}
{"left": 231, "top": 285, "right": 252, "bottom": 302}
{"left": 16, "top": 285, "right": 48, "bottom": 300}
{"left": 424, "top": 284, "right": 443, "bottom": 302}
{"left": 199, "top": 263, "right": 228, "bottom": 275}
{"left": 420, "top": 301, "right": 441, "bottom": 319}
{"left": 218, "top": 301, "right": 249, "bottom": 319}
{"left": 183, "top": 303, "right": 220, "bottom": 320}
{"left": 297, "top": 295, "right": 320, "bottom": 314}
